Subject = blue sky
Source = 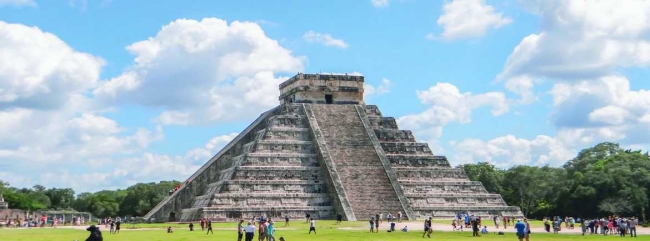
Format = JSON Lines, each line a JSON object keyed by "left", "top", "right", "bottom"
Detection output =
{"left": 1, "top": 0, "right": 650, "bottom": 192}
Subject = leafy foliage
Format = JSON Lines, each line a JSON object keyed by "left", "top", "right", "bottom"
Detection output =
{"left": 0, "top": 180, "right": 179, "bottom": 218}
{"left": 460, "top": 142, "right": 650, "bottom": 221}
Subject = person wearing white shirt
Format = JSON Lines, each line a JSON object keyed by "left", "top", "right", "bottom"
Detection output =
{"left": 308, "top": 218, "right": 316, "bottom": 234}
{"left": 244, "top": 222, "right": 256, "bottom": 241}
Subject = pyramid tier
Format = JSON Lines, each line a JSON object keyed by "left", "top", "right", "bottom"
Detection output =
{"left": 386, "top": 154, "right": 451, "bottom": 167}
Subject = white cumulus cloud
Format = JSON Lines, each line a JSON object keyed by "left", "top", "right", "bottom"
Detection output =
{"left": 303, "top": 31, "right": 349, "bottom": 49}
{"left": 94, "top": 18, "right": 304, "bottom": 125}
{"left": 428, "top": 0, "right": 512, "bottom": 41}
{"left": 398, "top": 82, "right": 509, "bottom": 153}
{"left": 364, "top": 78, "right": 391, "bottom": 99}
{"left": 498, "top": 0, "right": 650, "bottom": 100}
{"left": 0, "top": 21, "right": 103, "bottom": 110}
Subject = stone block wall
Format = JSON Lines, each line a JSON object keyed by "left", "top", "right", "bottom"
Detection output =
{"left": 363, "top": 105, "right": 523, "bottom": 219}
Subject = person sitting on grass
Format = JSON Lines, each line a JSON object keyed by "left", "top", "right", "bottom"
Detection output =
{"left": 481, "top": 226, "right": 488, "bottom": 234}
{"left": 167, "top": 226, "right": 173, "bottom": 233}
{"left": 189, "top": 222, "right": 194, "bottom": 231}
{"left": 401, "top": 226, "right": 408, "bottom": 232}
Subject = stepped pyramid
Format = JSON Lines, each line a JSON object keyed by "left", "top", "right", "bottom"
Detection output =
{"left": 145, "top": 73, "right": 522, "bottom": 222}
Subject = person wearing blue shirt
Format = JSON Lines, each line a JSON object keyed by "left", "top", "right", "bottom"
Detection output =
{"left": 515, "top": 219, "right": 526, "bottom": 241}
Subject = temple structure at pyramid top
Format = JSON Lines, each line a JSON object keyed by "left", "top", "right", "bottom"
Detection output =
{"left": 144, "top": 73, "right": 522, "bottom": 222}
{"left": 279, "top": 73, "right": 365, "bottom": 105}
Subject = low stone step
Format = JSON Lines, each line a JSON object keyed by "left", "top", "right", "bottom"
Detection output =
{"left": 367, "top": 116, "right": 398, "bottom": 129}
{"left": 231, "top": 166, "right": 323, "bottom": 181}
{"left": 405, "top": 193, "right": 502, "bottom": 198}
{"left": 373, "top": 129, "right": 416, "bottom": 142}
{"left": 180, "top": 206, "right": 335, "bottom": 222}
{"left": 205, "top": 194, "right": 331, "bottom": 208}
{"left": 200, "top": 206, "right": 334, "bottom": 212}
{"left": 381, "top": 142, "right": 433, "bottom": 155}
{"left": 211, "top": 193, "right": 329, "bottom": 198}
{"left": 252, "top": 140, "right": 315, "bottom": 154}
{"left": 386, "top": 154, "right": 451, "bottom": 167}
{"left": 222, "top": 182, "right": 327, "bottom": 193}
{"left": 224, "top": 180, "right": 322, "bottom": 185}
{"left": 267, "top": 115, "right": 308, "bottom": 128}
{"left": 394, "top": 167, "right": 468, "bottom": 180}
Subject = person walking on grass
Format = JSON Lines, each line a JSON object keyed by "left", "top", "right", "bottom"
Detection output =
{"left": 524, "top": 219, "right": 531, "bottom": 241}
{"left": 308, "top": 218, "right": 316, "bottom": 234}
{"left": 369, "top": 217, "right": 375, "bottom": 233}
{"left": 267, "top": 221, "right": 276, "bottom": 241}
{"left": 238, "top": 219, "right": 244, "bottom": 241}
{"left": 206, "top": 220, "right": 213, "bottom": 235}
{"left": 336, "top": 213, "right": 343, "bottom": 225}
{"left": 515, "top": 219, "right": 526, "bottom": 241}
{"left": 422, "top": 217, "right": 431, "bottom": 238}
{"left": 284, "top": 215, "right": 289, "bottom": 227}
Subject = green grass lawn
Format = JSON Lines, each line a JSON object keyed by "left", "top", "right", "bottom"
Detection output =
{"left": 1, "top": 220, "right": 647, "bottom": 241}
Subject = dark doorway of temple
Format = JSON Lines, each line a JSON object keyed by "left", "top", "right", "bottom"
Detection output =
{"left": 325, "top": 94, "right": 333, "bottom": 104}
{"left": 169, "top": 212, "right": 176, "bottom": 222}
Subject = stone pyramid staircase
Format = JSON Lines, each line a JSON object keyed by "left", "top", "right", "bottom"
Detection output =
{"left": 144, "top": 103, "right": 522, "bottom": 222}
{"left": 363, "top": 105, "right": 523, "bottom": 219}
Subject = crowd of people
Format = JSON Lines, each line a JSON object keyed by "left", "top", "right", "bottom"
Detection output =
{"left": 99, "top": 217, "right": 122, "bottom": 234}
{"left": 2, "top": 215, "right": 87, "bottom": 228}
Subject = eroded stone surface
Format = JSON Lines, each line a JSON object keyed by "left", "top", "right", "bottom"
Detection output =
{"left": 145, "top": 74, "right": 522, "bottom": 222}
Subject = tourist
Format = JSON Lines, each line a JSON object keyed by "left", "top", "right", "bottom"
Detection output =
{"left": 619, "top": 218, "right": 628, "bottom": 237}
{"left": 543, "top": 218, "right": 550, "bottom": 232}
{"left": 308, "top": 218, "right": 316, "bottom": 234}
{"left": 258, "top": 219, "right": 267, "bottom": 241}
{"left": 85, "top": 225, "right": 103, "bottom": 241}
{"left": 524, "top": 218, "right": 531, "bottom": 241}
{"left": 422, "top": 217, "right": 431, "bottom": 238}
{"left": 515, "top": 219, "right": 526, "bottom": 241}
{"left": 388, "top": 213, "right": 393, "bottom": 222}
{"left": 481, "top": 226, "right": 488, "bottom": 234}
{"left": 238, "top": 219, "right": 244, "bottom": 241}
{"left": 305, "top": 213, "right": 310, "bottom": 223}
{"left": 390, "top": 221, "right": 396, "bottom": 232}
{"left": 379, "top": 213, "right": 383, "bottom": 224}
{"left": 279, "top": 237, "right": 285, "bottom": 241}
{"left": 115, "top": 219, "right": 121, "bottom": 234}
{"left": 494, "top": 215, "right": 500, "bottom": 229}
{"left": 244, "top": 222, "right": 256, "bottom": 241}
{"left": 206, "top": 220, "right": 213, "bottom": 235}
{"left": 397, "top": 211, "right": 402, "bottom": 223}
{"left": 607, "top": 217, "right": 614, "bottom": 235}
{"left": 471, "top": 215, "right": 479, "bottom": 237}
{"left": 167, "top": 226, "right": 173, "bottom": 233}
{"left": 266, "top": 221, "right": 276, "bottom": 241}
{"left": 402, "top": 226, "right": 408, "bottom": 232}
{"left": 284, "top": 215, "right": 289, "bottom": 227}
{"left": 200, "top": 218, "right": 205, "bottom": 231}
{"left": 376, "top": 216, "right": 381, "bottom": 231}
{"left": 369, "top": 217, "right": 375, "bottom": 233}
{"left": 629, "top": 217, "right": 638, "bottom": 237}
{"left": 109, "top": 220, "right": 115, "bottom": 234}
{"left": 452, "top": 218, "right": 457, "bottom": 231}
{"left": 336, "top": 213, "right": 342, "bottom": 225}
{"left": 188, "top": 222, "right": 194, "bottom": 231}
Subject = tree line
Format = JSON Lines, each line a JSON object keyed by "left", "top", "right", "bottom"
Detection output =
{"left": 1, "top": 142, "right": 648, "bottom": 222}
{"left": 459, "top": 142, "right": 650, "bottom": 222}
{"left": 0, "top": 180, "right": 179, "bottom": 218}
